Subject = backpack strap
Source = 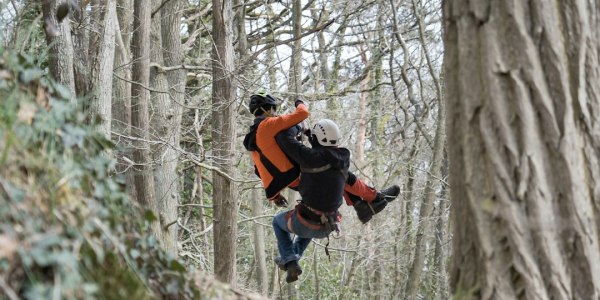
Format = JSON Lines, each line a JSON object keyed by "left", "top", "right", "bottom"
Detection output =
{"left": 301, "top": 164, "right": 348, "bottom": 180}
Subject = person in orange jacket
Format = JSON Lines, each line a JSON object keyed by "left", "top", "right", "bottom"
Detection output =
{"left": 243, "top": 92, "right": 399, "bottom": 223}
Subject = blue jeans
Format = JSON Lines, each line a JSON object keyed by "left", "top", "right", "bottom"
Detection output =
{"left": 272, "top": 209, "right": 332, "bottom": 265}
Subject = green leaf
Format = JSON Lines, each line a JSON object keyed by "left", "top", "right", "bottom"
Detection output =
{"left": 144, "top": 210, "right": 157, "bottom": 222}
{"left": 0, "top": 178, "right": 25, "bottom": 202}
{"left": 130, "top": 249, "right": 140, "bottom": 259}
{"left": 19, "top": 68, "right": 43, "bottom": 84}
{"left": 53, "top": 83, "right": 72, "bottom": 100}
{"left": 169, "top": 259, "right": 186, "bottom": 273}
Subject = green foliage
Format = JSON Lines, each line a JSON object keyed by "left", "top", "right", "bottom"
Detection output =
{"left": 0, "top": 47, "right": 198, "bottom": 299}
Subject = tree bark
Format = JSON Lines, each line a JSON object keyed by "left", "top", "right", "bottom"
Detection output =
{"left": 444, "top": 0, "right": 600, "bottom": 299}
{"left": 251, "top": 189, "right": 268, "bottom": 293}
{"left": 89, "top": 0, "right": 116, "bottom": 138}
{"left": 149, "top": 0, "right": 185, "bottom": 255}
{"left": 131, "top": 0, "right": 159, "bottom": 239}
{"left": 41, "top": 0, "right": 76, "bottom": 99}
{"left": 288, "top": 0, "right": 302, "bottom": 95}
{"left": 211, "top": 0, "right": 238, "bottom": 284}
{"left": 113, "top": 0, "right": 136, "bottom": 200}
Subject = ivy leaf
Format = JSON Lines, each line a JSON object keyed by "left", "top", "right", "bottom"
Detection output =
{"left": 53, "top": 83, "right": 72, "bottom": 100}
{"left": 19, "top": 68, "right": 43, "bottom": 84}
{"left": 144, "top": 210, "right": 157, "bottom": 222}
{"left": 169, "top": 260, "right": 186, "bottom": 273}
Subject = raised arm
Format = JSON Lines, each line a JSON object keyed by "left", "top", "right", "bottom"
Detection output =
{"left": 261, "top": 100, "right": 309, "bottom": 134}
{"left": 276, "top": 129, "right": 326, "bottom": 168}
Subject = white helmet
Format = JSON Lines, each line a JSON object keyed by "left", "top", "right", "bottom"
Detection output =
{"left": 312, "top": 119, "right": 342, "bottom": 146}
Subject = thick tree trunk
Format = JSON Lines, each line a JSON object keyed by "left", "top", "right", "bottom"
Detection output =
{"left": 211, "top": 0, "right": 238, "bottom": 284}
{"left": 444, "top": 0, "right": 600, "bottom": 299}
{"left": 131, "top": 0, "right": 159, "bottom": 239}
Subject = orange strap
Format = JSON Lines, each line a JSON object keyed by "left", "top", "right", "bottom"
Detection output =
{"left": 294, "top": 209, "right": 325, "bottom": 231}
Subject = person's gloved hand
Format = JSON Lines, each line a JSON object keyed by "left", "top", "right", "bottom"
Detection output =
{"left": 272, "top": 194, "right": 288, "bottom": 207}
{"left": 294, "top": 98, "right": 307, "bottom": 108}
{"left": 303, "top": 128, "right": 311, "bottom": 137}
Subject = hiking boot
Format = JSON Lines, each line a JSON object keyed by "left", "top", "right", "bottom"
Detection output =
{"left": 285, "top": 260, "right": 302, "bottom": 283}
{"left": 376, "top": 185, "right": 400, "bottom": 202}
{"left": 353, "top": 200, "right": 373, "bottom": 224}
{"left": 370, "top": 198, "right": 388, "bottom": 214}
{"left": 354, "top": 198, "right": 391, "bottom": 224}
{"left": 274, "top": 257, "right": 287, "bottom": 271}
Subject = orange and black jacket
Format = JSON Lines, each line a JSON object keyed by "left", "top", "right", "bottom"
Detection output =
{"left": 243, "top": 103, "right": 309, "bottom": 200}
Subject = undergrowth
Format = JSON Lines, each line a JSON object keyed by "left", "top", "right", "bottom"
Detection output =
{"left": 0, "top": 47, "right": 198, "bottom": 299}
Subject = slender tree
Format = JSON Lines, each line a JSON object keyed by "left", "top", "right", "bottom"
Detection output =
{"left": 211, "top": 0, "right": 238, "bottom": 284}
{"left": 89, "top": 0, "right": 116, "bottom": 138}
{"left": 444, "top": 0, "right": 600, "bottom": 298}
{"left": 113, "top": 0, "right": 136, "bottom": 200}
{"left": 131, "top": 0, "right": 160, "bottom": 240}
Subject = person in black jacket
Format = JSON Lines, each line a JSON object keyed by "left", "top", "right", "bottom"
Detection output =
{"left": 271, "top": 119, "right": 398, "bottom": 283}
{"left": 243, "top": 93, "right": 399, "bottom": 223}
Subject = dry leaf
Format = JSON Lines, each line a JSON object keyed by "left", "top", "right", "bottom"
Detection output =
{"left": 17, "top": 102, "right": 37, "bottom": 124}
{"left": 0, "top": 235, "right": 19, "bottom": 260}
{"left": 36, "top": 85, "right": 49, "bottom": 108}
{"left": 0, "top": 70, "right": 11, "bottom": 80}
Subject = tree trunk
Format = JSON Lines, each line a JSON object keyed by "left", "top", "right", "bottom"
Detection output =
{"left": 89, "top": 0, "right": 116, "bottom": 138}
{"left": 289, "top": 0, "right": 302, "bottom": 95}
{"left": 41, "top": 0, "right": 76, "bottom": 99}
{"left": 131, "top": 0, "right": 159, "bottom": 239}
{"left": 251, "top": 189, "right": 268, "bottom": 293}
{"left": 444, "top": 0, "right": 600, "bottom": 299}
{"left": 148, "top": 0, "right": 185, "bottom": 255}
{"left": 211, "top": 0, "right": 238, "bottom": 284}
{"left": 113, "top": 0, "right": 136, "bottom": 200}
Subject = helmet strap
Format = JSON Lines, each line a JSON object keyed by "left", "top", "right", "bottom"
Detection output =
{"left": 260, "top": 106, "right": 275, "bottom": 117}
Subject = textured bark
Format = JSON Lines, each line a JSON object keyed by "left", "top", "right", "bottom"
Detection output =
{"left": 434, "top": 198, "right": 450, "bottom": 300}
{"left": 41, "top": 0, "right": 76, "bottom": 99}
{"left": 251, "top": 189, "right": 268, "bottom": 293}
{"left": 444, "top": 0, "right": 600, "bottom": 299}
{"left": 131, "top": 0, "right": 158, "bottom": 238}
{"left": 113, "top": 0, "right": 135, "bottom": 199}
{"left": 149, "top": 0, "right": 184, "bottom": 255}
{"left": 355, "top": 61, "right": 370, "bottom": 166}
{"left": 90, "top": 0, "right": 116, "bottom": 138}
{"left": 289, "top": 0, "right": 302, "bottom": 95}
{"left": 212, "top": 0, "right": 238, "bottom": 284}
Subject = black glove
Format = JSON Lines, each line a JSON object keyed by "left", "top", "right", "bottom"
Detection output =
{"left": 294, "top": 98, "right": 306, "bottom": 108}
{"left": 273, "top": 194, "right": 288, "bottom": 207}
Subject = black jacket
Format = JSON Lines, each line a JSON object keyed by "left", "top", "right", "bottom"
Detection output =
{"left": 276, "top": 127, "right": 350, "bottom": 212}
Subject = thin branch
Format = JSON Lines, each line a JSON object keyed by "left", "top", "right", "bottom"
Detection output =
{"left": 151, "top": 0, "right": 173, "bottom": 18}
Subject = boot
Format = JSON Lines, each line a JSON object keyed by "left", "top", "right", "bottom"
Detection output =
{"left": 353, "top": 200, "right": 374, "bottom": 224}
{"left": 285, "top": 260, "right": 303, "bottom": 283}
{"left": 375, "top": 185, "right": 400, "bottom": 202}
